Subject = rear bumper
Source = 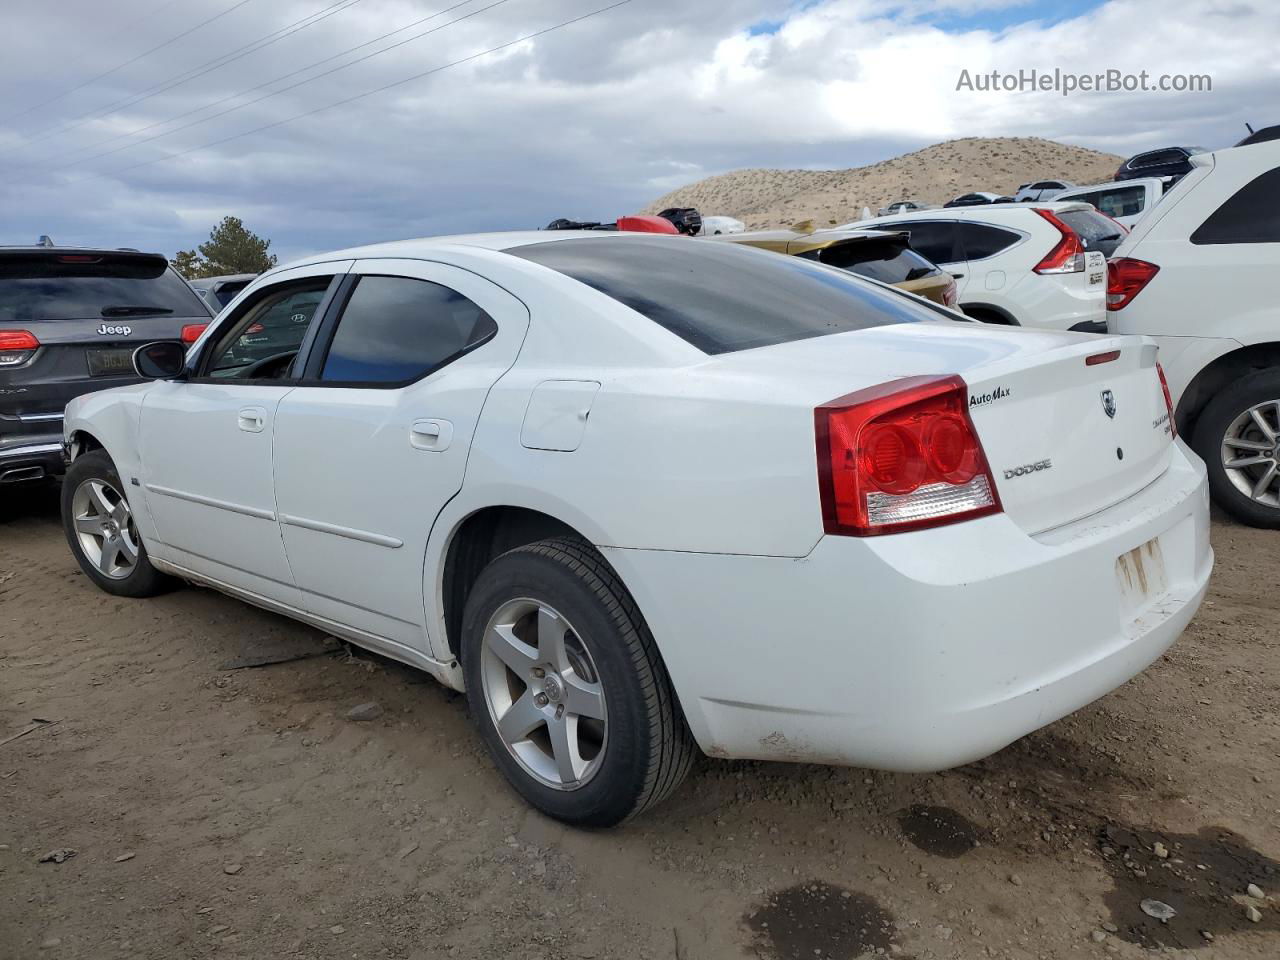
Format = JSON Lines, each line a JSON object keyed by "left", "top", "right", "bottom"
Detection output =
{"left": 603, "top": 441, "right": 1211, "bottom": 771}
{"left": 0, "top": 429, "right": 65, "bottom": 481}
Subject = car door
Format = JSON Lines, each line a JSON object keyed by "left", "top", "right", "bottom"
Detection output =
{"left": 138, "top": 263, "right": 350, "bottom": 602}
{"left": 271, "top": 259, "right": 530, "bottom": 652}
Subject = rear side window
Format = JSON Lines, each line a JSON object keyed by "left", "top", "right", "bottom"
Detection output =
{"left": 319, "top": 275, "right": 497, "bottom": 384}
{"left": 890, "top": 221, "right": 958, "bottom": 264}
{"left": 958, "top": 223, "right": 1020, "bottom": 260}
{"left": 1190, "top": 167, "right": 1280, "bottom": 244}
{"left": 812, "top": 239, "right": 941, "bottom": 283}
{"left": 509, "top": 236, "right": 930, "bottom": 355}
{"left": 0, "top": 253, "right": 208, "bottom": 322}
{"left": 1058, "top": 209, "right": 1127, "bottom": 257}
{"left": 1069, "top": 185, "right": 1146, "bottom": 219}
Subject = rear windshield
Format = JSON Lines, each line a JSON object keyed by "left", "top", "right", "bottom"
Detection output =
{"left": 805, "top": 238, "right": 941, "bottom": 284}
{"left": 508, "top": 236, "right": 928, "bottom": 354}
{"left": 0, "top": 253, "right": 208, "bottom": 322}
{"left": 1058, "top": 210, "right": 1127, "bottom": 257}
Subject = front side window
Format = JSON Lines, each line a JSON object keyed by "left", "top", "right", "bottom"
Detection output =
{"left": 319, "top": 275, "right": 497, "bottom": 384}
{"left": 1191, "top": 167, "right": 1280, "bottom": 244}
{"left": 204, "top": 281, "right": 329, "bottom": 379}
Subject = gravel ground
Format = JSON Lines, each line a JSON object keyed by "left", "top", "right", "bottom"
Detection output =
{"left": 1, "top": 482, "right": 1277, "bottom": 960}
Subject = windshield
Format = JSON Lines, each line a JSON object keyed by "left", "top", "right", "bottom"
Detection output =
{"left": 509, "top": 236, "right": 933, "bottom": 355}
{"left": 0, "top": 253, "right": 208, "bottom": 322}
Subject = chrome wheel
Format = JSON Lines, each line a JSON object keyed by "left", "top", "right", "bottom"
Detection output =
{"left": 1221, "top": 399, "right": 1280, "bottom": 509}
{"left": 71, "top": 478, "right": 140, "bottom": 580}
{"left": 479, "top": 598, "right": 607, "bottom": 790}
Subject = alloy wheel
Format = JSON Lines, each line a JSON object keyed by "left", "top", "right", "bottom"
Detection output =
{"left": 71, "top": 478, "right": 140, "bottom": 580}
{"left": 1220, "top": 399, "right": 1280, "bottom": 508}
{"left": 479, "top": 598, "right": 608, "bottom": 790}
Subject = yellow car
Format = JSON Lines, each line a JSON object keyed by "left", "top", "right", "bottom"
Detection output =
{"left": 709, "top": 226, "right": 959, "bottom": 309}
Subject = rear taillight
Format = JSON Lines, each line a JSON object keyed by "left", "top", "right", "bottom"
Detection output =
{"left": 181, "top": 323, "right": 209, "bottom": 344}
{"left": 815, "top": 375, "right": 1002, "bottom": 536}
{"left": 0, "top": 329, "right": 39, "bottom": 366}
{"left": 1031, "top": 208, "right": 1085, "bottom": 274}
{"left": 1156, "top": 361, "right": 1177, "bottom": 439}
{"left": 941, "top": 276, "right": 958, "bottom": 308}
{"left": 1106, "top": 258, "right": 1159, "bottom": 311}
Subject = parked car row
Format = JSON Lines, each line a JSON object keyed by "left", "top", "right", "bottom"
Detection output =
{"left": 57, "top": 229, "right": 1208, "bottom": 828}
{"left": 0, "top": 132, "right": 1274, "bottom": 830}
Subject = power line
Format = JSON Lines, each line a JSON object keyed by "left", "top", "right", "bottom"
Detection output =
{"left": 1, "top": 0, "right": 260, "bottom": 125}
{"left": 44, "top": 0, "right": 512, "bottom": 173}
{"left": 70, "top": 0, "right": 631, "bottom": 187}
{"left": 6, "top": 0, "right": 370, "bottom": 157}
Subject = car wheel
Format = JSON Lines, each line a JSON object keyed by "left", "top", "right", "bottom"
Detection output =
{"left": 1192, "top": 368, "right": 1280, "bottom": 528}
{"left": 61, "top": 450, "right": 174, "bottom": 597}
{"left": 461, "top": 537, "right": 695, "bottom": 826}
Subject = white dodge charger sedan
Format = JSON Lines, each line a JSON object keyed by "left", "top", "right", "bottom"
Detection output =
{"left": 60, "top": 232, "right": 1212, "bottom": 826}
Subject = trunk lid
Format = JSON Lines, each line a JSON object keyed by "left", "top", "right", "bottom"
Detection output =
{"left": 964, "top": 337, "right": 1172, "bottom": 533}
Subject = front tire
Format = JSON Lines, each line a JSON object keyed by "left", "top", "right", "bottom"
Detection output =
{"left": 1192, "top": 368, "right": 1280, "bottom": 528}
{"left": 461, "top": 538, "right": 695, "bottom": 827}
{"left": 61, "top": 450, "right": 173, "bottom": 597}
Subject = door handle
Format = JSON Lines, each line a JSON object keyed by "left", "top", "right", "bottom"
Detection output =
{"left": 410, "top": 418, "right": 453, "bottom": 452}
{"left": 951, "top": 273, "right": 965, "bottom": 280}
{"left": 237, "top": 406, "right": 266, "bottom": 433}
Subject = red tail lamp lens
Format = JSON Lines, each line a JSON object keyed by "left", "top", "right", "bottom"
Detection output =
{"left": 815, "top": 375, "right": 1002, "bottom": 536}
{"left": 180, "top": 323, "right": 209, "bottom": 343}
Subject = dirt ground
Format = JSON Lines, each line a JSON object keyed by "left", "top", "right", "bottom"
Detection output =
{"left": 2, "top": 482, "right": 1277, "bottom": 960}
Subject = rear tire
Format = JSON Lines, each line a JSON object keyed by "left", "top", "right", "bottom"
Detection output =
{"left": 461, "top": 538, "right": 695, "bottom": 826}
{"left": 61, "top": 450, "right": 174, "bottom": 597}
{"left": 1191, "top": 367, "right": 1280, "bottom": 528}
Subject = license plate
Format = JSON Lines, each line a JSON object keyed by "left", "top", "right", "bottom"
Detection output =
{"left": 1116, "top": 537, "right": 1169, "bottom": 619}
{"left": 85, "top": 347, "right": 135, "bottom": 378}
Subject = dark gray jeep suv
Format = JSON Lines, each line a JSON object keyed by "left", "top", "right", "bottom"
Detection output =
{"left": 0, "top": 247, "right": 212, "bottom": 483}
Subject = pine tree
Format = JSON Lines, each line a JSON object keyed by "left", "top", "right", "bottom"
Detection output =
{"left": 171, "top": 216, "right": 277, "bottom": 278}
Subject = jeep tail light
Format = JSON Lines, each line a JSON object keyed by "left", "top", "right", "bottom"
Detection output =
{"left": 0, "top": 329, "right": 39, "bottom": 366}
{"left": 1156, "top": 361, "right": 1177, "bottom": 440}
{"left": 1107, "top": 257, "right": 1159, "bottom": 310}
{"left": 815, "top": 375, "right": 1002, "bottom": 536}
{"left": 1031, "top": 208, "right": 1085, "bottom": 274}
{"left": 181, "top": 323, "right": 209, "bottom": 344}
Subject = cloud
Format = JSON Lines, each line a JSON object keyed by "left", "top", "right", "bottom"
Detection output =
{"left": 0, "top": 0, "right": 1274, "bottom": 261}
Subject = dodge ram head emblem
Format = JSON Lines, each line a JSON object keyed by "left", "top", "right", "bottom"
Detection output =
{"left": 1101, "top": 389, "right": 1117, "bottom": 419}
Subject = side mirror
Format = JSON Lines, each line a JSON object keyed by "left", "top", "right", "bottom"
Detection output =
{"left": 133, "top": 341, "right": 186, "bottom": 379}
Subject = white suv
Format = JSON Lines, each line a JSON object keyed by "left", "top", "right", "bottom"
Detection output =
{"left": 838, "top": 203, "right": 1122, "bottom": 331}
{"left": 1107, "top": 139, "right": 1280, "bottom": 527}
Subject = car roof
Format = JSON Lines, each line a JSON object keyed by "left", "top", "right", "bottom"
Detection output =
{"left": 274, "top": 230, "right": 668, "bottom": 272}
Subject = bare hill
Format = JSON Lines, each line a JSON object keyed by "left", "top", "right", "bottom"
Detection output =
{"left": 645, "top": 137, "right": 1123, "bottom": 229}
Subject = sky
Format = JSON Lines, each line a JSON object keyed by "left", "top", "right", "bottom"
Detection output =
{"left": 0, "top": 0, "right": 1275, "bottom": 263}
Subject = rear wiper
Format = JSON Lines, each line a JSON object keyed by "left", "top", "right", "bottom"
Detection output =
{"left": 101, "top": 305, "right": 175, "bottom": 317}
{"left": 904, "top": 267, "right": 937, "bottom": 281}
